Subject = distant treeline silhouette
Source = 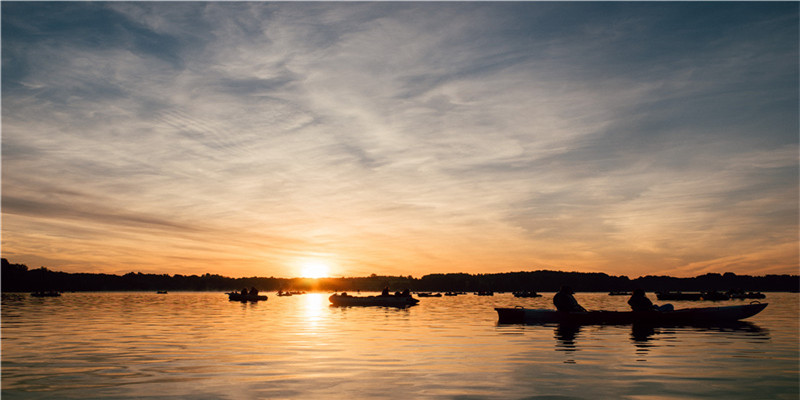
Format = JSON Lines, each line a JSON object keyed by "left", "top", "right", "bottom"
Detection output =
{"left": 2, "top": 258, "right": 798, "bottom": 293}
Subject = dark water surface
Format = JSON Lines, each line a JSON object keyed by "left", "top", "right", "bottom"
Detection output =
{"left": 2, "top": 292, "right": 797, "bottom": 399}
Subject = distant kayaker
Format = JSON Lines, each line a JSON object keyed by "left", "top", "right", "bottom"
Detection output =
{"left": 628, "top": 289, "right": 673, "bottom": 312}
{"left": 553, "top": 286, "right": 587, "bottom": 312}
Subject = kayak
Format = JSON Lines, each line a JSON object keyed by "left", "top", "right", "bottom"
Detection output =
{"left": 495, "top": 303, "right": 767, "bottom": 325}
{"left": 329, "top": 293, "right": 419, "bottom": 307}
{"left": 227, "top": 292, "right": 268, "bottom": 302}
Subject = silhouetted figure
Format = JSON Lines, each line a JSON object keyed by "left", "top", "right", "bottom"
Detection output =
{"left": 628, "top": 288, "right": 673, "bottom": 312}
{"left": 241, "top": 288, "right": 248, "bottom": 296}
{"left": 628, "top": 288, "right": 656, "bottom": 312}
{"left": 381, "top": 286, "right": 390, "bottom": 296}
{"left": 553, "top": 286, "right": 587, "bottom": 312}
{"left": 249, "top": 287, "right": 258, "bottom": 296}
{"left": 401, "top": 289, "right": 410, "bottom": 297}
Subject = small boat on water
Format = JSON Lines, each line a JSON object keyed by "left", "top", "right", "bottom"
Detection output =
{"left": 729, "top": 291, "right": 766, "bottom": 299}
{"left": 31, "top": 291, "right": 61, "bottom": 297}
{"left": 417, "top": 292, "right": 442, "bottom": 297}
{"left": 227, "top": 292, "right": 268, "bottom": 302}
{"left": 608, "top": 291, "right": 631, "bottom": 296}
{"left": 156, "top": 291, "right": 168, "bottom": 294}
{"left": 701, "top": 291, "right": 731, "bottom": 301}
{"left": 329, "top": 293, "right": 419, "bottom": 307}
{"left": 513, "top": 291, "right": 542, "bottom": 298}
{"left": 495, "top": 303, "right": 767, "bottom": 325}
{"left": 727, "top": 290, "right": 766, "bottom": 299}
{"left": 656, "top": 291, "right": 703, "bottom": 301}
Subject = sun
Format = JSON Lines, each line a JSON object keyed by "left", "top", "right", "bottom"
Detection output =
{"left": 300, "top": 261, "right": 330, "bottom": 279}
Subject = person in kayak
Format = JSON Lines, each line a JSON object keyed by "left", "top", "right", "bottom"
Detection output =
{"left": 553, "top": 286, "right": 587, "bottom": 312}
{"left": 628, "top": 288, "right": 674, "bottom": 312}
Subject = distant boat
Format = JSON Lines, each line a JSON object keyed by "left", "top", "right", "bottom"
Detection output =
{"left": 277, "top": 290, "right": 293, "bottom": 296}
{"left": 608, "top": 291, "right": 631, "bottom": 296}
{"left": 728, "top": 290, "right": 766, "bottom": 299}
{"left": 495, "top": 303, "right": 768, "bottom": 325}
{"left": 31, "top": 291, "right": 61, "bottom": 297}
{"left": 156, "top": 291, "right": 168, "bottom": 294}
{"left": 417, "top": 292, "right": 442, "bottom": 297}
{"left": 701, "top": 291, "right": 731, "bottom": 301}
{"left": 513, "top": 291, "right": 542, "bottom": 298}
{"left": 475, "top": 291, "right": 494, "bottom": 296}
{"left": 656, "top": 291, "right": 702, "bottom": 301}
{"left": 227, "top": 292, "right": 268, "bottom": 302}
{"left": 329, "top": 293, "right": 418, "bottom": 307}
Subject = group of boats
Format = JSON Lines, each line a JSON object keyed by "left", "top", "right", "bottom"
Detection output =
{"left": 512, "top": 291, "right": 542, "bottom": 298}
{"left": 655, "top": 290, "right": 766, "bottom": 301}
{"left": 418, "top": 292, "right": 469, "bottom": 297}
{"left": 330, "top": 289, "right": 770, "bottom": 326}
{"left": 608, "top": 290, "right": 766, "bottom": 301}
{"left": 30, "top": 291, "right": 61, "bottom": 297}
{"left": 28, "top": 287, "right": 769, "bottom": 326}
{"left": 277, "top": 290, "right": 306, "bottom": 297}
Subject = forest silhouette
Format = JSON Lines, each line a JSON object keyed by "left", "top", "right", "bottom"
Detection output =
{"left": 2, "top": 258, "right": 797, "bottom": 293}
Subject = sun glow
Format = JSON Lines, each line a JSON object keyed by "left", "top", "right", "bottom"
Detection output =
{"left": 300, "top": 261, "right": 330, "bottom": 279}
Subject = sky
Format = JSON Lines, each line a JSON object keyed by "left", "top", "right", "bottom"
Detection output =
{"left": 2, "top": 2, "right": 798, "bottom": 279}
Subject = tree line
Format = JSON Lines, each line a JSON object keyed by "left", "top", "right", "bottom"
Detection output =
{"left": 2, "top": 258, "right": 797, "bottom": 293}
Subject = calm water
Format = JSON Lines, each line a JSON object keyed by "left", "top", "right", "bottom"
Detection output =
{"left": 2, "top": 292, "right": 797, "bottom": 399}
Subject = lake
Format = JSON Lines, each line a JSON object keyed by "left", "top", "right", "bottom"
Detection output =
{"left": 2, "top": 292, "right": 797, "bottom": 399}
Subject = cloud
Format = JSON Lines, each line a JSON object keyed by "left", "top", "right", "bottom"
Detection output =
{"left": 2, "top": 2, "right": 797, "bottom": 277}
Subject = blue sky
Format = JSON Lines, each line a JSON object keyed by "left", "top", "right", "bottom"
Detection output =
{"left": 2, "top": 2, "right": 797, "bottom": 278}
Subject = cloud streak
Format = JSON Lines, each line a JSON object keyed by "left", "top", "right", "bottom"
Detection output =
{"left": 2, "top": 3, "right": 797, "bottom": 277}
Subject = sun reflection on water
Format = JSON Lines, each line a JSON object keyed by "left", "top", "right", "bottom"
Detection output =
{"left": 301, "top": 293, "right": 327, "bottom": 328}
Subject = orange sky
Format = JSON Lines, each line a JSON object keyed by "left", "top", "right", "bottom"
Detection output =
{"left": 2, "top": 3, "right": 798, "bottom": 279}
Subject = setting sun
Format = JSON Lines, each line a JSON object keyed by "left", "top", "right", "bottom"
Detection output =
{"left": 299, "top": 261, "right": 330, "bottom": 279}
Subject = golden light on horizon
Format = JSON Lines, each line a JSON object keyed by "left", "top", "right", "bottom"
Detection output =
{"left": 299, "top": 260, "right": 331, "bottom": 279}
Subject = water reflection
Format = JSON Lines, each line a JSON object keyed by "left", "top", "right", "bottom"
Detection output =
{"left": 547, "top": 321, "right": 769, "bottom": 358}
{"left": 630, "top": 323, "right": 657, "bottom": 356}
{"left": 2, "top": 292, "right": 793, "bottom": 399}
{"left": 554, "top": 323, "right": 580, "bottom": 352}
{"left": 302, "top": 293, "right": 326, "bottom": 320}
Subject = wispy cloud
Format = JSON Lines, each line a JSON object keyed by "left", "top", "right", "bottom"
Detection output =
{"left": 2, "top": 3, "right": 797, "bottom": 277}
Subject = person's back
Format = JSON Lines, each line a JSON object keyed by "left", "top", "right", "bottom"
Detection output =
{"left": 553, "top": 286, "right": 586, "bottom": 312}
{"left": 628, "top": 289, "right": 654, "bottom": 312}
